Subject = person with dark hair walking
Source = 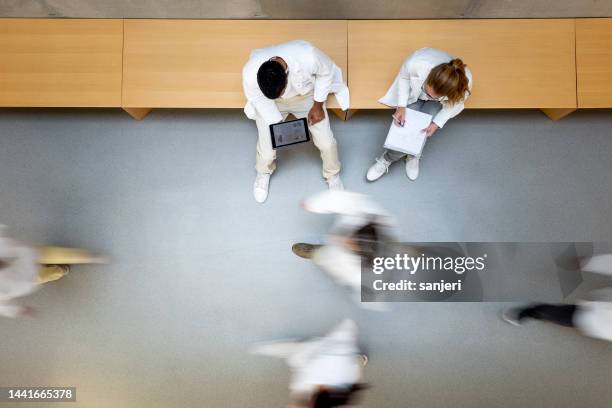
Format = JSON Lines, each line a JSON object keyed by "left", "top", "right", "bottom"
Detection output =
{"left": 243, "top": 40, "right": 349, "bottom": 203}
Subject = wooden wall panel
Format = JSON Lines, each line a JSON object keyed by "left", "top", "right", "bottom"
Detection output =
{"left": 348, "top": 19, "right": 577, "bottom": 109}
{"left": 122, "top": 20, "right": 347, "bottom": 108}
{"left": 0, "top": 19, "right": 123, "bottom": 107}
{"left": 576, "top": 18, "right": 612, "bottom": 108}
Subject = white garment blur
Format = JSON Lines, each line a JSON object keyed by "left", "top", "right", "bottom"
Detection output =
{"left": 303, "top": 190, "right": 394, "bottom": 309}
{"left": 0, "top": 227, "right": 39, "bottom": 318}
{"left": 379, "top": 47, "right": 473, "bottom": 128}
{"left": 251, "top": 319, "right": 362, "bottom": 396}
{"left": 575, "top": 288, "right": 612, "bottom": 342}
{"left": 580, "top": 254, "right": 612, "bottom": 276}
{"left": 243, "top": 40, "right": 350, "bottom": 125}
{"left": 302, "top": 190, "right": 395, "bottom": 237}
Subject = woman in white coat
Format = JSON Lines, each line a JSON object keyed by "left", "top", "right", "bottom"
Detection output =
{"left": 367, "top": 47, "right": 473, "bottom": 182}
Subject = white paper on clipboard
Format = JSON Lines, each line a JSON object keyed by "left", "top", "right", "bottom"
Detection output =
{"left": 383, "top": 108, "right": 432, "bottom": 157}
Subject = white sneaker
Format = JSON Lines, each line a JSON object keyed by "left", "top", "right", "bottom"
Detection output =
{"left": 253, "top": 173, "right": 270, "bottom": 203}
{"left": 366, "top": 157, "right": 391, "bottom": 181}
{"left": 326, "top": 174, "right": 344, "bottom": 190}
{"left": 405, "top": 156, "right": 420, "bottom": 180}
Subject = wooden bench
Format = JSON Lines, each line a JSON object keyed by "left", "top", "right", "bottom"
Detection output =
{"left": 121, "top": 20, "right": 347, "bottom": 119}
{"left": 576, "top": 18, "right": 612, "bottom": 108}
{"left": 347, "top": 19, "right": 578, "bottom": 121}
{"left": 1, "top": 18, "right": 611, "bottom": 121}
{"left": 0, "top": 19, "right": 123, "bottom": 107}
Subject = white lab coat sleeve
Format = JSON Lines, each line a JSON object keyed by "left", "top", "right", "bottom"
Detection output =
{"left": 251, "top": 95, "right": 283, "bottom": 125}
{"left": 397, "top": 78, "right": 411, "bottom": 108}
{"left": 432, "top": 100, "right": 465, "bottom": 128}
{"left": 397, "top": 61, "right": 412, "bottom": 107}
{"left": 432, "top": 69, "right": 473, "bottom": 128}
{"left": 242, "top": 65, "right": 283, "bottom": 125}
{"left": 312, "top": 47, "right": 336, "bottom": 104}
{"left": 379, "top": 57, "right": 416, "bottom": 108}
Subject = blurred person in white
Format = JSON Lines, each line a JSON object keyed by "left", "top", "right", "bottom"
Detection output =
{"left": 0, "top": 225, "right": 104, "bottom": 318}
{"left": 502, "top": 259, "right": 612, "bottom": 341}
{"left": 251, "top": 319, "right": 368, "bottom": 408}
{"left": 292, "top": 190, "right": 396, "bottom": 307}
{"left": 501, "top": 291, "right": 612, "bottom": 342}
{"left": 243, "top": 40, "right": 350, "bottom": 203}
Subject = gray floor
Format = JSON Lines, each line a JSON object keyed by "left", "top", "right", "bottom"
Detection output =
{"left": 1, "top": 108, "right": 612, "bottom": 407}
{"left": 2, "top": 0, "right": 612, "bottom": 19}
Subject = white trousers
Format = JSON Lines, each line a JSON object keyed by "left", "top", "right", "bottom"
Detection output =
{"left": 254, "top": 94, "right": 341, "bottom": 179}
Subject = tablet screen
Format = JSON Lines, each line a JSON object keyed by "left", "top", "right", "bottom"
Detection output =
{"left": 270, "top": 118, "right": 310, "bottom": 149}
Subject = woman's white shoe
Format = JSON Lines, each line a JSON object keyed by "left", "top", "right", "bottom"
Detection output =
{"left": 366, "top": 157, "right": 391, "bottom": 181}
{"left": 405, "top": 156, "right": 420, "bottom": 180}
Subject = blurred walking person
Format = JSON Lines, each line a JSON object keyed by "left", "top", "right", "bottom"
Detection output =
{"left": 251, "top": 319, "right": 369, "bottom": 408}
{"left": 502, "top": 289, "right": 612, "bottom": 342}
{"left": 292, "top": 190, "right": 395, "bottom": 307}
{"left": 0, "top": 226, "right": 104, "bottom": 318}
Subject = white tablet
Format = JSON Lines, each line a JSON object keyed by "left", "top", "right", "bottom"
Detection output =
{"left": 270, "top": 118, "right": 310, "bottom": 149}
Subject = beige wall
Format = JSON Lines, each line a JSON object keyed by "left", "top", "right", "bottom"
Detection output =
{"left": 1, "top": 0, "right": 612, "bottom": 19}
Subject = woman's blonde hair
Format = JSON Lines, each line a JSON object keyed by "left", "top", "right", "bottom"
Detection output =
{"left": 426, "top": 58, "right": 470, "bottom": 105}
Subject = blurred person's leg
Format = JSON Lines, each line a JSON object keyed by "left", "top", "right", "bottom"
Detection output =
{"left": 312, "top": 243, "right": 361, "bottom": 289}
{"left": 516, "top": 304, "right": 578, "bottom": 327}
{"left": 37, "top": 265, "right": 69, "bottom": 283}
{"left": 251, "top": 340, "right": 306, "bottom": 360}
{"left": 35, "top": 246, "right": 104, "bottom": 265}
{"left": 292, "top": 243, "right": 323, "bottom": 259}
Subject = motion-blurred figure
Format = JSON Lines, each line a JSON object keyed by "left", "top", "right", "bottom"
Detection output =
{"left": 251, "top": 319, "right": 368, "bottom": 408}
{"left": 0, "top": 226, "right": 105, "bottom": 318}
{"left": 580, "top": 254, "right": 612, "bottom": 276}
{"left": 292, "top": 190, "right": 395, "bottom": 307}
{"left": 502, "top": 289, "right": 612, "bottom": 342}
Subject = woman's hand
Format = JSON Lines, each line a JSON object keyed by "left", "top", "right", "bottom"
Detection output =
{"left": 393, "top": 107, "right": 406, "bottom": 127}
{"left": 422, "top": 122, "right": 439, "bottom": 137}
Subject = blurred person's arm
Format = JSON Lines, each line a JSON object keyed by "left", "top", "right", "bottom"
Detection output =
{"left": 0, "top": 302, "right": 28, "bottom": 318}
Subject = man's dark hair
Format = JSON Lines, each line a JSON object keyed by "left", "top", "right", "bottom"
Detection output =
{"left": 311, "top": 384, "right": 370, "bottom": 408}
{"left": 312, "top": 390, "right": 333, "bottom": 408}
{"left": 257, "top": 60, "right": 287, "bottom": 99}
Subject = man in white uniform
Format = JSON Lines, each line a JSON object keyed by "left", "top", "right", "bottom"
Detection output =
{"left": 243, "top": 40, "right": 350, "bottom": 203}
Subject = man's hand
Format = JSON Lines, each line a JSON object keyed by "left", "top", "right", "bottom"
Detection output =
{"left": 422, "top": 122, "right": 439, "bottom": 137}
{"left": 308, "top": 102, "right": 326, "bottom": 126}
{"left": 393, "top": 107, "right": 406, "bottom": 127}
